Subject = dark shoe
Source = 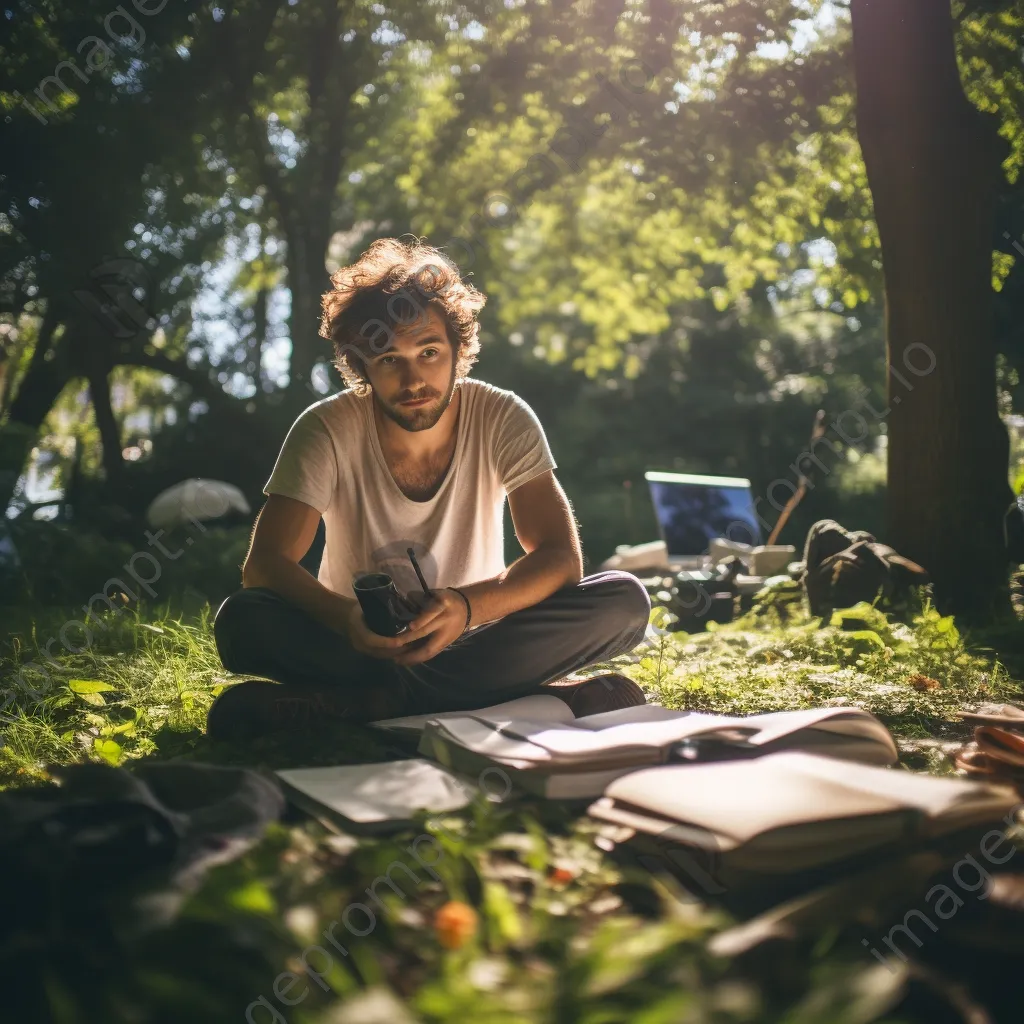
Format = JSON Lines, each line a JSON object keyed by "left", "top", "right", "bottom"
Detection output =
{"left": 539, "top": 673, "right": 647, "bottom": 717}
{"left": 205, "top": 679, "right": 407, "bottom": 742}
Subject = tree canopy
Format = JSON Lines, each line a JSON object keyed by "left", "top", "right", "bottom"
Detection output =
{"left": 2, "top": 0, "right": 1024, "bottom": 608}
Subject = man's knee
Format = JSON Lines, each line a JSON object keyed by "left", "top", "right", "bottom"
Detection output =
{"left": 213, "top": 588, "right": 273, "bottom": 671}
{"left": 585, "top": 572, "right": 651, "bottom": 637}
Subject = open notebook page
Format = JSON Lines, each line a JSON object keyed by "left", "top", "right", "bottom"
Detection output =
{"left": 740, "top": 708, "right": 892, "bottom": 748}
{"left": 434, "top": 712, "right": 743, "bottom": 762}
{"left": 769, "top": 751, "right": 1018, "bottom": 831}
{"left": 502, "top": 706, "right": 891, "bottom": 757}
{"left": 369, "top": 694, "right": 575, "bottom": 733}
{"left": 428, "top": 716, "right": 565, "bottom": 764}
{"left": 571, "top": 704, "right": 697, "bottom": 730}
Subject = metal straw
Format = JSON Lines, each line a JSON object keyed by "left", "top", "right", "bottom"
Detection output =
{"left": 407, "top": 547, "right": 431, "bottom": 596}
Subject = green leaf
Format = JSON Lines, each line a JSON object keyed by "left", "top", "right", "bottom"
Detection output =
{"left": 93, "top": 738, "right": 123, "bottom": 766}
{"left": 69, "top": 679, "right": 116, "bottom": 693}
{"left": 101, "top": 719, "right": 137, "bottom": 737}
{"left": 482, "top": 880, "right": 523, "bottom": 946}
{"left": 69, "top": 680, "right": 116, "bottom": 706}
{"left": 227, "top": 880, "right": 276, "bottom": 915}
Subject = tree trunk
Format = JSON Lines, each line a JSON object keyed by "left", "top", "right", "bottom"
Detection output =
{"left": 850, "top": 0, "right": 1011, "bottom": 619}
{"left": 87, "top": 369, "right": 123, "bottom": 483}
{"left": 251, "top": 285, "right": 269, "bottom": 388}
{"left": 0, "top": 324, "right": 29, "bottom": 420}
{"left": 0, "top": 314, "right": 70, "bottom": 514}
{"left": 285, "top": 228, "right": 333, "bottom": 408}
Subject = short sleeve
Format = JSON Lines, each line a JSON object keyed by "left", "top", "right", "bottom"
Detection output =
{"left": 263, "top": 410, "right": 338, "bottom": 514}
{"left": 494, "top": 392, "right": 557, "bottom": 493}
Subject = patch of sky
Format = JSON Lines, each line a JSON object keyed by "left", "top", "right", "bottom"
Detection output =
{"left": 804, "top": 237, "right": 838, "bottom": 268}
{"left": 267, "top": 114, "right": 307, "bottom": 167}
{"left": 755, "top": 1, "right": 842, "bottom": 60}
{"left": 110, "top": 57, "right": 147, "bottom": 94}
{"left": 372, "top": 21, "right": 403, "bottom": 45}
{"left": 186, "top": 228, "right": 292, "bottom": 395}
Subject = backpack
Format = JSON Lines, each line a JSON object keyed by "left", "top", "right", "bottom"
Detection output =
{"left": 801, "top": 519, "right": 930, "bottom": 618}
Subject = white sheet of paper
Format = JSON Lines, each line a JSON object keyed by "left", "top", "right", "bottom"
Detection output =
{"left": 276, "top": 759, "right": 475, "bottom": 824}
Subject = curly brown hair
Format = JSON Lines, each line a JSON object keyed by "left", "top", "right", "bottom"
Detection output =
{"left": 318, "top": 236, "right": 487, "bottom": 396}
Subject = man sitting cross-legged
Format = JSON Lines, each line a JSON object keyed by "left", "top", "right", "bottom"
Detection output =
{"left": 207, "top": 237, "right": 651, "bottom": 740}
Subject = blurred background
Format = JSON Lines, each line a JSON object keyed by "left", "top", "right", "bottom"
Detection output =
{"left": 2, "top": 0, "right": 1024, "bottom": 621}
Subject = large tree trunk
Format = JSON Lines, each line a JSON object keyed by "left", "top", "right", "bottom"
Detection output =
{"left": 850, "top": 0, "right": 1012, "bottom": 619}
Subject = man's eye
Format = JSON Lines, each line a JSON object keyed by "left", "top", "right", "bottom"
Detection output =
{"left": 422, "top": 348, "right": 438, "bottom": 358}
{"left": 381, "top": 356, "right": 396, "bottom": 365}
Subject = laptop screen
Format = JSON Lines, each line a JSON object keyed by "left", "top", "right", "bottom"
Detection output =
{"left": 645, "top": 471, "right": 762, "bottom": 555}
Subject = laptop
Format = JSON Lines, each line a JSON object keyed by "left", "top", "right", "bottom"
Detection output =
{"left": 645, "top": 471, "right": 763, "bottom": 570}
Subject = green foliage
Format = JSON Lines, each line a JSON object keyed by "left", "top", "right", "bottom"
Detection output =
{"left": 2, "top": 518, "right": 250, "bottom": 610}
{"left": 618, "top": 593, "right": 1019, "bottom": 742}
{"left": 1, "top": 595, "right": 1019, "bottom": 1020}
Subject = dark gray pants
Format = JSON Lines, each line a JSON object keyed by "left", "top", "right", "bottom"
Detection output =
{"left": 212, "top": 570, "right": 651, "bottom": 717}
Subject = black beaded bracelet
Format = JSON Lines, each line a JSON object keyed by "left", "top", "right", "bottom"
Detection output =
{"left": 447, "top": 586, "right": 472, "bottom": 633}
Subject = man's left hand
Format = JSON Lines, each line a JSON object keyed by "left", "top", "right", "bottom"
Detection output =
{"left": 393, "top": 589, "right": 468, "bottom": 665}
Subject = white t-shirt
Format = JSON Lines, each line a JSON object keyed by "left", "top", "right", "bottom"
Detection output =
{"left": 262, "top": 378, "right": 558, "bottom": 599}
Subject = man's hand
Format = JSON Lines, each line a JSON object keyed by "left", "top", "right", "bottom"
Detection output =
{"left": 345, "top": 602, "right": 434, "bottom": 660}
{"left": 391, "top": 589, "right": 468, "bottom": 666}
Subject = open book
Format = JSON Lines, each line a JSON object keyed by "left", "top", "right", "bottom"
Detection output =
{"left": 370, "top": 694, "right": 581, "bottom": 735}
{"left": 587, "top": 752, "right": 1020, "bottom": 876}
{"left": 412, "top": 702, "right": 900, "bottom": 799}
{"left": 275, "top": 759, "right": 476, "bottom": 835}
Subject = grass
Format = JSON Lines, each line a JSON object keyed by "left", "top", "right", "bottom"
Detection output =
{"left": 1, "top": 585, "right": 1022, "bottom": 1023}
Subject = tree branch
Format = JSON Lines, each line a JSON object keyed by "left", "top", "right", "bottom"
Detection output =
{"left": 123, "top": 351, "right": 237, "bottom": 409}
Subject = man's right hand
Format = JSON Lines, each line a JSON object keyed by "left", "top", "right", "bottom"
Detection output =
{"left": 344, "top": 602, "right": 431, "bottom": 660}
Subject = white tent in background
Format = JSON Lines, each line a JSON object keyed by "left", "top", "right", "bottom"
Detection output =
{"left": 146, "top": 478, "right": 251, "bottom": 531}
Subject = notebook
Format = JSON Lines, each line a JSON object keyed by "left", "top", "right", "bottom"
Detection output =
{"left": 370, "top": 693, "right": 579, "bottom": 734}
{"left": 275, "top": 759, "right": 477, "bottom": 834}
{"left": 414, "top": 705, "right": 900, "bottom": 798}
{"left": 587, "top": 752, "right": 1021, "bottom": 874}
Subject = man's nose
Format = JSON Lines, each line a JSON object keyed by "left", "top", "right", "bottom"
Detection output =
{"left": 398, "top": 361, "right": 425, "bottom": 390}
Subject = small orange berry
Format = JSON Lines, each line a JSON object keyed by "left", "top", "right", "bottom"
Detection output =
{"left": 549, "top": 866, "right": 575, "bottom": 886}
{"left": 433, "top": 900, "right": 478, "bottom": 950}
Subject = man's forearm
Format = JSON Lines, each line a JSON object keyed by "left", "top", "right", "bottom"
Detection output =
{"left": 455, "top": 544, "right": 582, "bottom": 628}
{"left": 242, "top": 554, "right": 357, "bottom": 636}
